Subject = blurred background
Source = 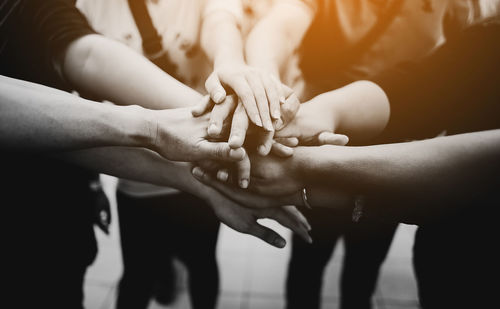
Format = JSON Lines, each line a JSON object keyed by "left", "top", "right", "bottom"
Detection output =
{"left": 84, "top": 175, "right": 419, "bottom": 309}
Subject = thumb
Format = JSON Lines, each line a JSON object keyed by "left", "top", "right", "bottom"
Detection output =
{"left": 205, "top": 72, "right": 226, "bottom": 104}
{"left": 317, "top": 132, "right": 349, "bottom": 146}
{"left": 191, "top": 95, "right": 213, "bottom": 117}
{"left": 198, "top": 140, "right": 246, "bottom": 162}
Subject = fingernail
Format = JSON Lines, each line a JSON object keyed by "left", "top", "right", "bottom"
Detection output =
{"left": 264, "top": 122, "right": 274, "bottom": 132}
{"left": 229, "top": 148, "right": 244, "bottom": 159}
{"left": 255, "top": 114, "right": 263, "bottom": 127}
{"left": 217, "top": 170, "right": 229, "bottom": 182}
{"left": 280, "top": 96, "right": 286, "bottom": 104}
{"left": 192, "top": 167, "right": 204, "bottom": 178}
{"left": 239, "top": 179, "right": 249, "bottom": 189}
{"left": 214, "top": 92, "right": 224, "bottom": 103}
{"left": 275, "top": 238, "right": 286, "bottom": 248}
{"left": 307, "top": 235, "right": 313, "bottom": 244}
{"left": 208, "top": 123, "right": 219, "bottom": 136}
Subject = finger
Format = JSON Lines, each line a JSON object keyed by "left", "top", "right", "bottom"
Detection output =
{"left": 205, "top": 72, "right": 226, "bottom": 104}
{"left": 208, "top": 95, "right": 238, "bottom": 137}
{"left": 230, "top": 76, "right": 262, "bottom": 127}
{"left": 270, "top": 142, "right": 294, "bottom": 158}
{"left": 195, "top": 160, "right": 224, "bottom": 173}
{"left": 247, "top": 223, "right": 287, "bottom": 248}
{"left": 263, "top": 74, "right": 281, "bottom": 121}
{"left": 265, "top": 208, "right": 312, "bottom": 244}
{"left": 246, "top": 73, "right": 273, "bottom": 131}
{"left": 257, "top": 130, "right": 275, "bottom": 156}
{"left": 282, "top": 205, "right": 312, "bottom": 231}
{"left": 217, "top": 168, "right": 230, "bottom": 182}
{"left": 317, "top": 132, "right": 349, "bottom": 146}
{"left": 279, "top": 83, "right": 290, "bottom": 104}
{"left": 193, "top": 171, "right": 244, "bottom": 204}
{"left": 235, "top": 151, "right": 251, "bottom": 189}
{"left": 279, "top": 92, "right": 300, "bottom": 129}
{"left": 228, "top": 102, "right": 249, "bottom": 149}
{"left": 191, "top": 95, "right": 213, "bottom": 117}
{"left": 197, "top": 141, "right": 246, "bottom": 162}
{"left": 274, "top": 137, "right": 299, "bottom": 147}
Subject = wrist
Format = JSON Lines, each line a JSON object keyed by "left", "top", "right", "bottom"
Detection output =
{"left": 106, "top": 104, "right": 155, "bottom": 149}
{"left": 135, "top": 106, "right": 165, "bottom": 153}
{"left": 214, "top": 52, "right": 245, "bottom": 70}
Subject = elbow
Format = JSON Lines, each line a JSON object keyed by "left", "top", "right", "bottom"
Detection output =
{"left": 62, "top": 34, "right": 103, "bottom": 89}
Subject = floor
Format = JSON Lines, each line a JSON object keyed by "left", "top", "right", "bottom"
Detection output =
{"left": 84, "top": 175, "right": 420, "bottom": 309}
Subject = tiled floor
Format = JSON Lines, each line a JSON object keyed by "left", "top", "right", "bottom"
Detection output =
{"left": 84, "top": 175, "right": 420, "bottom": 309}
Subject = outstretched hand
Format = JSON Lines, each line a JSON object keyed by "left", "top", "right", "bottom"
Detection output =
{"left": 203, "top": 184, "right": 312, "bottom": 247}
{"left": 147, "top": 105, "right": 247, "bottom": 163}
{"left": 192, "top": 84, "right": 300, "bottom": 157}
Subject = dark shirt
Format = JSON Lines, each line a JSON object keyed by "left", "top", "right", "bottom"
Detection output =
{"left": 367, "top": 19, "right": 500, "bottom": 224}
{"left": 1, "top": 0, "right": 95, "bottom": 89}
{"left": 1, "top": 0, "right": 99, "bottom": 292}
{"left": 298, "top": 0, "right": 405, "bottom": 88}
{"left": 374, "top": 18, "right": 500, "bottom": 142}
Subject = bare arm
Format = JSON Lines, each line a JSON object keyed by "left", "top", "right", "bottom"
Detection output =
{"left": 201, "top": 0, "right": 281, "bottom": 131}
{"left": 63, "top": 34, "right": 200, "bottom": 110}
{"left": 193, "top": 130, "right": 500, "bottom": 223}
{"left": 56, "top": 146, "right": 312, "bottom": 247}
{"left": 295, "top": 130, "right": 500, "bottom": 210}
{"left": 245, "top": 0, "right": 314, "bottom": 79}
{"left": 0, "top": 75, "right": 150, "bottom": 151}
{"left": 276, "top": 80, "right": 390, "bottom": 143}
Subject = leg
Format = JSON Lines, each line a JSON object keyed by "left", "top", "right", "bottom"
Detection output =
{"left": 340, "top": 219, "right": 398, "bottom": 309}
{"left": 171, "top": 193, "right": 220, "bottom": 309}
{"left": 115, "top": 191, "right": 170, "bottom": 309}
{"left": 413, "top": 207, "right": 498, "bottom": 309}
{"left": 286, "top": 208, "right": 349, "bottom": 309}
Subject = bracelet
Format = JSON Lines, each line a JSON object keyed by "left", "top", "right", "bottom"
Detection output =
{"left": 352, "top": 195, "right": 365, "bottom": 223}
{"left": 301, "top": 187, "right": 312, "bottom": 209}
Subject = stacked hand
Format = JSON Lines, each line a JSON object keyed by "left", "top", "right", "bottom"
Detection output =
{"left": 185, "top": 68, "right": 352, "bottom": 247}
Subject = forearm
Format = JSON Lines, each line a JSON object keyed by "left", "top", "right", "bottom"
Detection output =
{"left": 63, "top": 34, "right": 201, "bottom": 110}
{"left": 0, "top": 75, "right": 152, "bottom": 151}
{"left": 316, "top": 81, "right": 390, "bottom": 142}
{"left": 201, "top": 10, "right": 245, "bottom": 68}
{"left": 57, "top": 146, "right": 212, "bottom": 198}
{"left": 296, "top": 130, "right": 500, "bottom": 206}
{"left": 245, "top": 0, "right": 313, "bottom": 79}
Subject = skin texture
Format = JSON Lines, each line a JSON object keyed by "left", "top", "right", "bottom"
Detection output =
{"left": 2, "top": 28, "right": 310, "bottom": 247}
{"left": 200, "top": 3, "right": 300, "bottom": 156}
{"left": 56, "top": 146, "right": 312, "bottom": 247}
{"left": 194, "top": 130, "right": 500, "bottom": 224}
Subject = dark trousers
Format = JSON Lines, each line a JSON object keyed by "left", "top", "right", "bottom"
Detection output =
{"left": 413, "top": 207, "right": 498, "bottom": 309}
{"left": 286, "top": 208, "right": 397, "bottom": 309}
{"left": 115, "top": 191, "right": 220, "bottom": 309}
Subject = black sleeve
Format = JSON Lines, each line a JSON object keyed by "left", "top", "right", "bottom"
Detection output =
{"left": 19, "top": 0, "right": 96, "bottom": 70}
{"left": 372, "top": 18, "right": 500, "bottom": 143}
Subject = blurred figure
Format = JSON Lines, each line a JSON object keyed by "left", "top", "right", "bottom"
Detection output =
{"left": 77, "top": 0, "right": 219, "bottom": 308}
{"left": 76, "top": 1, "right": 278, "bottom": 308}
{"left": 243, "top": 0, "right": 500, "bottom": 308}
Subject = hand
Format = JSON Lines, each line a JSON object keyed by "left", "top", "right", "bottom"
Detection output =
{"left": 275, "top": 94, "right": 349, "bottom": 146}
{"left": 204, "top": 64, "right": 284, "bottom": 131}
{"left": 204, "top": 185, "right": 312, "bottom": 247}
{"left": 195, "top": 152, "right": 304, "bottom": 197}
{"left": 192, "top": 85, "right": 300, "bottom": 156}
{"left": 146, "top": 106, "right": 247, "bottom": 163}
{"left": 193, "top": 166, "right": 304, "bottom": 209}
{"left": 193, "top": 162, "right": 354, "bottom": 211}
